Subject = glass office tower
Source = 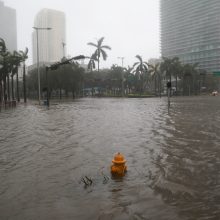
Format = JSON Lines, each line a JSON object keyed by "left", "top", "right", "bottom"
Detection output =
{"left": 160, "top": 0, "right": 220, "bottom": 72}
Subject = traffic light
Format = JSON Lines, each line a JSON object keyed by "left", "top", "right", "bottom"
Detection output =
{"left": 167, "top": 81, "right": 171, "bottom": 88}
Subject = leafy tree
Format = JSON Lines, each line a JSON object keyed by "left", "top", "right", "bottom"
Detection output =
{"left": 87, "top": 37, "right": 111, "bottom": 72}
{"left": 27, "top": 61, "right": 85, "bottom": 100}
{"left": 109, "top": 65, "right": 124, "bottom": 95}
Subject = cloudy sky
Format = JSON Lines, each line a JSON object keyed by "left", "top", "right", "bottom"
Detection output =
{"left": 3, "top": 0, "right": 160, "bottom": 68}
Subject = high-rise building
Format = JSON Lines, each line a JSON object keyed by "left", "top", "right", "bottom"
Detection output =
{"left": 32, "top": 8, "right": 66, "bottom": 64}
{"left": 0, "top": 1, "right": 17, "bottom": 52}
{"left": 160, "top": 0, "right": 220, "bottom": 72}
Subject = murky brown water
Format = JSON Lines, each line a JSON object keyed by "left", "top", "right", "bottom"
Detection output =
{"left": 1, "top": 97, "right": 220, "bottom": 220}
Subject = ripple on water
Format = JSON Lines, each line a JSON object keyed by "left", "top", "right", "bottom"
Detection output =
{"left": 1, "top": 97, "right": 220, "bottom": 219}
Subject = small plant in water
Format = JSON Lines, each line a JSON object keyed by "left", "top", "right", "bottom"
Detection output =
{"left": 81, "top": 176, "right": 93, "bottom": 187}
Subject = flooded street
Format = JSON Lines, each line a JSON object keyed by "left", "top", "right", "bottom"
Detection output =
{"left": 1, "top": 97, "right": 220, "bottom": 220}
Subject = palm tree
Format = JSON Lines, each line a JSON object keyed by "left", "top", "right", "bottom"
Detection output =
{"left": 19, "top": 48, "right": 28, "bottom": 103}
{"left": 1, "top": 51, "right": 12, "bottom": 103}
{"left": 133, "top": 55, "right": 148, "bottom": 94}
{"left": 87, "top": 37, "right": 111, "bottom": 72}
{"left": 160, "top": 57, "right": 173, "bottom": 83}
{"left": 148, "top": 63, "right": 161, "bottom": 96}
{"left": 182, "top": 63, "right": 198, "bottom": 96}
{"left": 160, "top": 57, "right": 183, "bottom": 95}
{"left": 87, "top": 53, "right": 97, "bottom": 72}
{"left": 11, "top": 51, "right": 22, "bottom": 102}
{"left": 10, "top": 51, "right": 22, "bottom": 101}
{"left": 0, "top": 38, "right": 7, "bottom": 103}
{"left": 123, "top": 66, "right": 134, "bottom": 94}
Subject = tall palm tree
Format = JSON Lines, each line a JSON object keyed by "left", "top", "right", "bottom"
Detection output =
{"left": 19, "top": 48, "right": 28, "bottom": 103}
{"left": 133, "top": 55, "right": 148, "bottom": 94}
{"left": 182, "top": 63, "right": 198, "bottom": 96}
{"left": 1, "top": 51, "right": 12, "bottom": 103}
{"left": 10, "top": 51, "right": 22, "bottom": 101}
{"left": 0, "top": 38, "right": 7, "bottom": 103}
{"left": 12, "top": 51, "right": 22, "bottom": 102}
{"left": 160, "top": 57, "right": 173, "bottom": 83}
{"left": 148, "top": 63, "right": 161, "bottom": 96}
{"left": 123, "top": 66, "right": 134, "bottom": 94}
{"left": 87, "top": 37, "right": 111, "bottom": 72}
{"left": 87, "top": 53, "right": 97, "bottom": 72}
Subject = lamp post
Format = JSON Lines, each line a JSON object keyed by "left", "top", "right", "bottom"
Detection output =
{"left": 62, "top": 41, "right": 66, "bottom": 58}
{"left": 33, "top": 27, "right": 52, "bottom": 105}
{"left": 118, "top": 57, "right": 124, "bottom": 68}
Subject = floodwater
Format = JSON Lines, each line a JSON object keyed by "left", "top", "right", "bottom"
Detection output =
{"left": 0, "top": 97, "right": 220, "bottom": 220}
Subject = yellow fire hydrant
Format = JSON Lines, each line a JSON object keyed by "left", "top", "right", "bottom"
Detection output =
{"left": 111, "top": 152, "right": 127, "bottom": 176}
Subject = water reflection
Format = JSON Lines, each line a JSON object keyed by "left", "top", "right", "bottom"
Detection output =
{"left": 0, "top": 97, "right": 220, "bottom": 219}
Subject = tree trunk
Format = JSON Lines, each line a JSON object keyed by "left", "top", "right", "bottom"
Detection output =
{"left": 3, "top": 75, "right": 7, "bottom": 103}
{"left": 16, "top": 67, "right": 20, "bottom": 102}
{"left": 23, "top": 63, "right": 27, "bottom": 103}
{"left": 11, "top": 75, "right": 14, "bottom": 100}
{"left": 0, "top": 80, "right": 2, "bottom": 103}
{"left": 59, "top": 88, "right": 62, "bottom": 99}
{"left": 7, "top": 74, "right": 10, "bottom": 101}
{"left": 98, "top": 54, "right": 100, "bottom": 72}
{"left": 176, "top": 74, "right": 178, "bottom": 95}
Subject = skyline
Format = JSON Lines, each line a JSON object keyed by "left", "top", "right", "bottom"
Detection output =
{"left": 2, "top": 0, "right": 160, "bottom": 68}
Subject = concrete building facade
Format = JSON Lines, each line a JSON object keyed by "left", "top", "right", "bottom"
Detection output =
{"left": 32, "top": 8, "right": 66, "bottom": 64}
{"left": 160, "top": 0, "right": 220, "bottom": 72}
{"left": 0, "top": 1, "right": 17, "bottom": 52}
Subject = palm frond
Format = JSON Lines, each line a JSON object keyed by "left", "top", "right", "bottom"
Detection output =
{"left": 87, "top": 42, "right": 97, "bottom": 47}
{"left": 19, "top": 47, "right": 29, "bottom": 60}
{"left": 98, "top": 37, "right": 105, "bottom": 47}
{"left": 88, "top": 59, "right": 96, "bottom": 70}
{"left": 0, "top": 38, "right": 6, "bottom": 52}
{"left": 135, "top": 55, "right": 142, "bottom": 63}
{"left": 101, "top": 45, "right": 111, "bottom": 50}
{"left": 100, "top": 49, "right": 107, "bottom": 60}
{"left": 143, "top": 65, "right": 148, "bottom": 72}
{"left": 133, "top": 62, "right": 139, "bottom": 68}
{"left": 91, "top": 53, "right": 98, "bottom": 61}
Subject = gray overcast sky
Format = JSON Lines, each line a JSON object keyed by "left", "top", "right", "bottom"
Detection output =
{"left": 3, "top": 0, "right": 160, "bottom": 68}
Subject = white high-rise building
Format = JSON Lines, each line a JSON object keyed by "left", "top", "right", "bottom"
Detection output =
{"left": 0, "top": 1, "right": 17, "bottom": 52}
{"left": 32, "top": 8, "right": 66, "bottom": 64}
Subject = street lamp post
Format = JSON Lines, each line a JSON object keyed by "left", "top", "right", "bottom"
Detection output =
{"left": 33, "top": 27, "right": 52, "bottom": 105}
{"left": 62, "top": 41, "right": 66, "bottom": 58}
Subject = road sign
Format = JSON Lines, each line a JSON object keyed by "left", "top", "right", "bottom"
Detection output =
{"left": 213, "top": 71, "right": 220, "bottom": 76}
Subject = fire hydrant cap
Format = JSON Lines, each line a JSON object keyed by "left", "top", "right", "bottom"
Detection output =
{"left": 112, "top": 152, "right": 126, "bottom": 164}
